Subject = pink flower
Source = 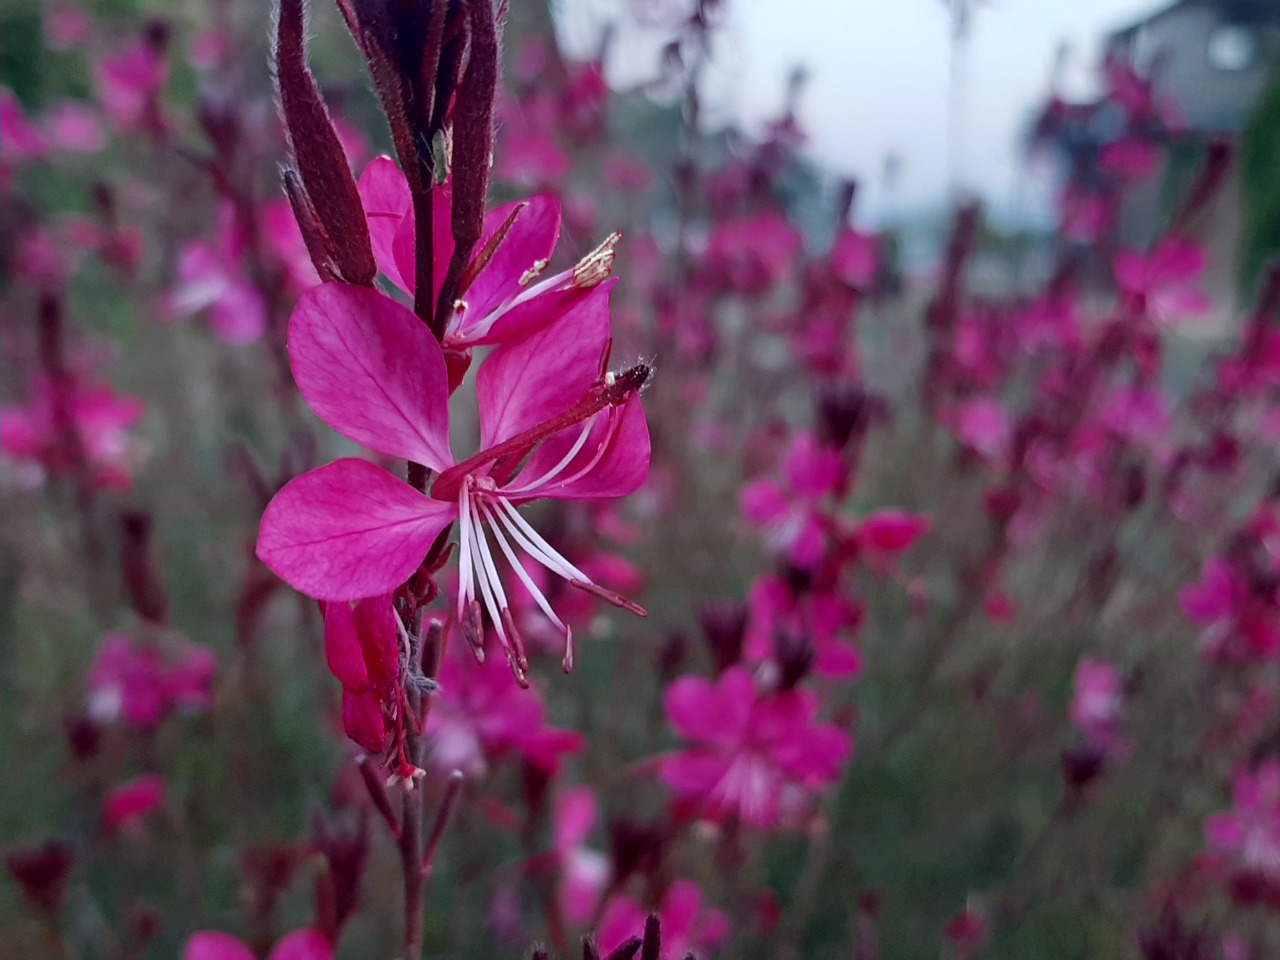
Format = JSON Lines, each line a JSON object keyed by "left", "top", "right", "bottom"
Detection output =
{"left": 165, "top": 200, "right": 317, "bottom": 344}
{"left": 256, "top": 281, "right": 649, "bottom": 673}
{"left": 1, "top": 374, "right": 144, "bottom": 492}
{"left": 1100, "top": 138, "right": 1159, "bottom": 182}
{"left": 1068, "top": 657, "right": 1125, "bottom": 752}
{"left": 496, "top": 128, "right": 571, "bottom": 187}
{"left": 164, "top": 204, "right": 269, "bottom": 344}
{"left": 659, "top": 666, "right": 851, "bottom": 827}
{"left": 1178, "top": 556, "right": 1280, "bottom": 661}
{"left": 552, "top": 787, "right": 609, "bottom": 925}
{"left": 854, "top": 509, "right": 930, "bottom": 568}
{"left": 704, "top": 211, "right": 801, "bottom": 293}
{"left": 1205, "top": 762, "right": 1280, "bottom": 879}
{"left": 321, "top": 595, "right": 402, "bottom": 755}
{"left": 1, "top": 88, "right": 46, "bottom": 186}
{"left": 1114, "top": 237, "right": 1210, "bottom": 323}
{"left": 950, "top": 397, "right": 1010, "bottom": 460}
{"left": 745, "top": 573, "right": 863, "bottom": 679}
{"left": 356, "top": 157, "right": 614, "bottom": 353}
{"left": 43, "top": 102, "right": 105, "bottom": 153}
{"left": 45, "top": 7, "right": 92, "bottom": 50}
{"left": 830, "top": 228, "right": 878, "bottom": 289}
{"left": 86, "top": 633, "right": 216, "bottom": 729}
{"left": 598, "top": 880, "right": 729, "bottom": 960}
{"left": 103, "top": 774, "right": 166, "bottom": 832}
{"left": 183, "top": 929, "right": 332, "bottom": 960}
{"left": 1059, "top": 187, "right": 1113, "bottom": 243}
{"left": 426, "top": 641, "right": 583, "bottom": 777}
{"left": 94, "top": 39, "right": 169, "bottom": 134}
{"left": 740, "top": 433, "right": 844, "bottom": 568}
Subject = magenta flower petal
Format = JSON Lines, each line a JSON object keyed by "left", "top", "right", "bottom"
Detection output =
{"left": 554, "top": 787, "right": 597, "bottom": 851}
{"left": 356, "top": 156, "right": 412, "bottom": 292}
{"left": 740, "top": 479, "right": 789, "bottom": 526}
{"left": 267, "top": 929, "right": 333, "bottom": 960}
{"left": 463, "top": 195, "right": 560, "bottom": 323}
{"left": 289, "top": 284, "right": 454, "bottom": 471}
{"left": 184, "top": 933, "right": 256, "bottom": 960}
{"left": 476, "top": 283, "right": 611, "bottom": 448}
{"left": 256, "top": 458, "right": 455, "bottom": 602}
{"left": 514, "top": 393, "right": 650, "bottom": 501}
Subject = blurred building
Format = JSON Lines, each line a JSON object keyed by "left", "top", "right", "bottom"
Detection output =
{"left": 1106, "top": 1, "right": 1280, "bottom": 312}
{"left": 1107, "top": 0, "right": 1280, "bottom": 134}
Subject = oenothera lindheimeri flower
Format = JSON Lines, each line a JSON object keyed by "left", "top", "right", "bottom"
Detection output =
{"left": 356, "top": 157, "right": 618, "bottom": 354}
{"left": 1205, "top": 761, "right": 1280, "bottom": 880}
{"left": 255, "top": 281, "right": 650, "bottom": 676}
{"left": 659, "top": 666, "right": 851, "bottom": 828}
{"left": 598, "top": 879, "right": 729, "bottom": 960}
{"left": 183, "top": 929, "right": 332, "bottom": 960}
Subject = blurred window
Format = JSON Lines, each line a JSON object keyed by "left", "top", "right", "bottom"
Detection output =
{"left": 1206, "top": 24, "right": 1258, "bottom": 72}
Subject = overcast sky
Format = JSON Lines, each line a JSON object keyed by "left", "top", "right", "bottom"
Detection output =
{"left": 557, "top": 0, "right": 1173, "bottom": 225}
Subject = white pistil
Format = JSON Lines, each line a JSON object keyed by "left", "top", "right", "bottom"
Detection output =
{"left": 491, "top": 496, "right": 589, "bottom": 583}
{"left": 500, "top": 417, "right": 596, "bottom": 497}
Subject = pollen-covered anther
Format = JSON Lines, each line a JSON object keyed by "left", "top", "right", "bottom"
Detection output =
{"left": 453, "top": 298, "right": 468, "bottom": 316}
{"left": 462, "top": 600, "right": 485, "bottom": 662}
{"left": 520, "top": 258, "right": 550, "bottom": 287}
{"left": 570, "top": 579, "right": 647, "bottom": 617}
{"left": 385, "top": 765, "right": 427, "bottom": 789}
{"left": 572, "top": 232, "right": 621, "bottom": 289}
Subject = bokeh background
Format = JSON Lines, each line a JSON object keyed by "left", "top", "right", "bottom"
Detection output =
{"left": 5, "top": 1, "right": 1280, "bottom": 958}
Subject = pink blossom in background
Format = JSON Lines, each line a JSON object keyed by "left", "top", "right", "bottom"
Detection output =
{"left": 830, "top": 227, "right": 878, "bottom": 290}
{"left": 598, "top": 879, "right": 729, "bottom": 960}
{"left": 950, "top": 396, "right": 1010, "bottom": 461}
{"left": 42, "top": 102, "right": 105, "bottom": 153}
{"left": 552, "top": 787, "right": 609, "bottom": 925}
{"left": 103, "top": 774, "right": 166, "bottom": 832}
{"left": 1205, "top": 761, "right": 1280, "bottom": 879}
{"left": 740, "top": 433, "right": 844, "bottom": 568}
{"left": 497, "top": 128, "right": 571, "bottom": 188}
{"left": 94, "top": 40, "right": 169, "bottom": 134}
{"left": 853, "top": 509, "right": 931, "bottom": 570}
{"left": 188, "top": 31, "right": 232, "bottom": 72}
{"left": 1068, "top": 657, "right": 1126, "bottom": 754}
{"left": 1178, "top": 556, "right": 1280, "bottom": 662}
{"left": 165, "top": 200, "right": 319, "bottom": 343}
{"left": 745, "top": 573, "right": 863, "bottom": 679}
{"left": 86, "top": 633, "right": 215, "bottom": 729}
{"left": 1100, "top": 137, "right": 1159, "bottom": 182}
{"left": 1114, "top": 237, "right": 1210, "bottom": 324}
{"left": 1, "top": 88, "right": 46, "bottom": 187}
{"left": 425, "top": 641, "right": 583, "bottom": 778}
{"left": 704, "top": 211, "right": 802, "bottom": 293}
{"left": 659, "top": 666, "right": 852, "bottom": 827}
{"left": 256, "top": 281, "right": 649, "bottom": 671}
{"left": 1, "top": 374, "right": 144, "bottom": 492}
{"left": 183, "top": 929, "right": 332, "bottom": 960}
{"left": 1058, "top": 187, "right": 1113, "bottom": 243}
{"left": 45, "top": 6, "right": 92, "bottom": 49}
{"left": 164, "top": 204, "right": 268, "bottom": 344}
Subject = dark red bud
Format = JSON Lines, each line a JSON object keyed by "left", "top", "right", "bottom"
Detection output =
{"left": 274, "top": 0, "right": 375, "bottom": 285}
{"left": 5, "top": 840, "right": 75, "bottom": 916}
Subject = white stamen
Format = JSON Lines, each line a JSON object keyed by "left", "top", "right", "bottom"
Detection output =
{"left": 491, "top": 497, "right": 590, "bottom": 583}
{"left": 467, "top": 511, "right": 507, "bottom": 651}
{"left": 480, "top": 499, "right": 569, "bottom": 635}
{"left": 457, "top": 480, "right": 476, "bottom": 620}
